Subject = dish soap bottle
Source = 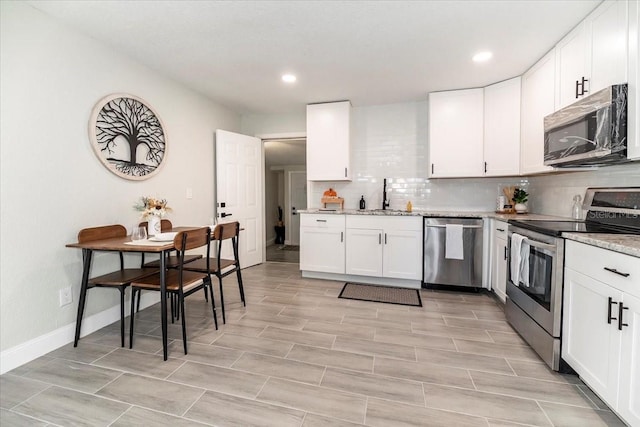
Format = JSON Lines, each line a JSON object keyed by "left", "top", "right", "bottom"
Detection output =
{"left": 359, "top": 195, "right": 366, "bottom": 210}
{"left": 572, "top": 195, "right": 582, "bottom": 219}
{"left": 406, "top": 200, "right": 412, "bottom": 213}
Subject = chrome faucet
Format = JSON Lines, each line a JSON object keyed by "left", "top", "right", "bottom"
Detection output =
{"left": 382, "top": 178, "right": 390, "bottom": 210}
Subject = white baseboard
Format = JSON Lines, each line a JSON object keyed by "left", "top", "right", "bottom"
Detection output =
{"left": 0, "top": 293, "right": 160, "bottom": 375}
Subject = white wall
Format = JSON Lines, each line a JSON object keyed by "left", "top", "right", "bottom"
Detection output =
{"left": 0, "top": 2, "right": 240, "bottom": 364}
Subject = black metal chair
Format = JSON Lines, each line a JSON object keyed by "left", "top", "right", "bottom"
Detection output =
{"left": 129, "top": 227, "right": 218, "bottom": 355}
{"left": 183, "top": 221, "right": 245, "bottom": 324}
{"left": 77, "top": 225, "right": 157, "bottom": 347}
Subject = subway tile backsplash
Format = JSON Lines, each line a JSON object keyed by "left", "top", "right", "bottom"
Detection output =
{"left": 308, "top": 101, "right": 640, "bottom": 216}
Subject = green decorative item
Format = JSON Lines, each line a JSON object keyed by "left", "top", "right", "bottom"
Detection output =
{"left": 513, "top": 188, "right": 529, "bottom": 213}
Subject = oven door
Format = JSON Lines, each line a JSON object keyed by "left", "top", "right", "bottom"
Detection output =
{"left": 507, "top": 227, "right": 564, "bottom": 337}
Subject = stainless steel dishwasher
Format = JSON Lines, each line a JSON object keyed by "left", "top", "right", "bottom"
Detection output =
{"left": 423, "top": 217, "right": 483, "bottom": 288}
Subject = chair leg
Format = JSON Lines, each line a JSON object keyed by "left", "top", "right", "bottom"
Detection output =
{"left": 119, "top": 287, "right": 126, "bottom": 347}
{"left": 179, "top": 292, "right": 187, "bottom": 354}
{"left": 203, "top": 286, "right": 209, "bottom": 302}
{"left": 207, "top": 277, "right": 218, "bottom": 330}
{"left": 129, "top": 288, "right": 137, "bottom": 349}
{"left": 218, "top": 275, "right": 226, "bottom": 324}
{"left": 236, "top": 267, "right": 245, "bottom": 307}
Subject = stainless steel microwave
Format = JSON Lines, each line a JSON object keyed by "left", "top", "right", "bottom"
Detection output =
{"left": 543, "top": 84, "right": 627, "bottom": 167}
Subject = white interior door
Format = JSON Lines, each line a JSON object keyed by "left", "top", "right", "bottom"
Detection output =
{"left": 215, "top": 129, "right": 264, "bottom": 268}
{"left": 288, "top": 171, "right": 307, "bottom": 245}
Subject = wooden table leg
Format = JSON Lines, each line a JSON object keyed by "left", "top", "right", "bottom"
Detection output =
{"left": 74, "top": 249, "right": 93, "bottom": 347}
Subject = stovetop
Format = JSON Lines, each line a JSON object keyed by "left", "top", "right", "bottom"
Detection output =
{"left": 508, "top": 187, "right": 640, "bottom": 238}
{"left": 507, "top": 219, "right": 640, "bottom": 237}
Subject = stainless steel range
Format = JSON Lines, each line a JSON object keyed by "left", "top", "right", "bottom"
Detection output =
{"left": 506, "top": 187, "right": 640, "bottom": 371}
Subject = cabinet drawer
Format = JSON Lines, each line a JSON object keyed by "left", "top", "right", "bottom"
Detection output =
{"left": 566, "top": 240, "right": 640, "bottom": 297}
{"left": 346, "top": 215, "right": 422, "bottom": 231}
{"left": 301, "top": 214, "right": 345, "bottom": 229}
{"left": 493, "top": 220, "right": 508, "bottom": 240}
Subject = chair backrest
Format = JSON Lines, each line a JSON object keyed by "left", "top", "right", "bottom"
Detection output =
{"left": 138, "top": 219, "right": 173, "bottom": 232}
{"left": 78, "top": 224, "right": 127, "bottom": 243}
{"left": 212, "top": 221, "right": 240, "bottom": 241}
{"left": 174, "top": 227, "right": 211, "bottom": 252}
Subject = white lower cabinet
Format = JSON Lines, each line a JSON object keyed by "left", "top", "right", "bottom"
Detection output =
{"left": 300, "top": 214, "right": 345, "bottom": 274}
{"left": 562, "top": 240, "right": 640, "bottom": 426}
{"left": 490, "top": 220, "right": 508, "bottom": 303}
{"left": 345, "top": 215, "right": 422, "bottom": 281}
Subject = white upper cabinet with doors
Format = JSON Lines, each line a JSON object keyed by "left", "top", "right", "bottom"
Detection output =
{"left": 628, "top": 0, "right": 639, "bottom": 160}
{"left": 428, "top": 89, "right": 484, "bottom": 178}
{"left": 483, "top": 77, "right": 521, "bottom": 176}
{"left": 306, "top": 101, "right": 351, "bottom": 181}
{"left": 555, "top": 0, "right": 628, "bottom": 109}
{"left": 520, "top": 50, "right": 556, "bottom": 175}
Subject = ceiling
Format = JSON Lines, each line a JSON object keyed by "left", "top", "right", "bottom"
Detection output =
{"left": 28, "top": 0, "right": 601, "bottom": 115}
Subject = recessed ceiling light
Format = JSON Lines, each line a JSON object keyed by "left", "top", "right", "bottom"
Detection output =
{"left": 472, "top": 51, "right": 493, "bottom": 62}
{"left": 282, "top": 74, "right": 297, "bottom": 83}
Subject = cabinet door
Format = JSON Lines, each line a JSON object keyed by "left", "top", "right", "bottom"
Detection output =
{"left": 618, "top": 292, "right": 640, "bottom": 426}
{"left": 383, "top": 229, "right": 423, "bottom": 280}
{"left": 345, "top": 228, "right": 383, "bottom": 277}
{"left": 588, "top": 0, "right": 628, "bottom": 94}
{"left": 483, "top": 77, "right": 521, "bottom": 177}
{"left": 428, "top": 89, "right": 484, "bottom": 177}
{"left": 306, "top": 101, "right": 351, "bottom": 181}
{"left": 492, "top": 236, "right": 508, "bottom": 303}
{"left": 562, "top": 269, "right": 622, "bottom": 405}
{"left": 520, "top": 50, "right": 556, "bottom": 175}
{"left": 556, "top": 23, "right": 588, "bottom": 109}
{"left": 300, "top": 227, "right": 345, "bottom": 273}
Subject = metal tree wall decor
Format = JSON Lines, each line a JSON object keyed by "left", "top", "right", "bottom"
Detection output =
{"left": 89, "top": 94, "right": 167, "bottom": 180}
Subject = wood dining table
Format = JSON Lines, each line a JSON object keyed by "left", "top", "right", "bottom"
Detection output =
{"left": 66, "top": 226, "right": 203, "bottom": 360}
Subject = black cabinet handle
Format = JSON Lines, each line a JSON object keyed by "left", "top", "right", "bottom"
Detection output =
{"left": 581, "top": 77, "right": 589, "bottom": 95}
{"left": 607, "top": 297, "right": 618, "bottom": 324}
{"left": 431, "top": 164, "right": 434, "bottom": 174}
{"left": 604, "top": 267, "right": 630, "bottom": 278}
{"left": 378, "top": 233, "right": 382, "bottom": 244}
{"left": 484, "top": 162, "right": 487, "bottom": 173}
{"left": 316, "top": 219, "right": 327, "bottom": 222}
{"left": 497, "top": 228, "right": 505, "bottom": 232}
{"left": 575, "top": 79, "right": 580, "bottom": 98}
{"left": 504, "top": 246, "right": 508, "bottom": 260}
{"left": 618, "top": 303, "right": 629, "bottom": 330}
{"left": 384, "top": 233, "right": 387, "bottom": 244}
{"left": 341, "top": 231, "right": 343, "bottom": 243}
{"left": 345, "top": 167, "right": 347, "bottom": 177}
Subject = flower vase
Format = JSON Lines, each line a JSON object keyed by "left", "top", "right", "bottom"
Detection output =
{"left": 515, "top": 203, "right": 528, "bottom": 214}
{"left": 148, "top": 216, "right": 161, "bottom": 236}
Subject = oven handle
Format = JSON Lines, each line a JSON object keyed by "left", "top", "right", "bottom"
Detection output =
{"left": 509, "top": 235, "right": 557, "bottom": 252}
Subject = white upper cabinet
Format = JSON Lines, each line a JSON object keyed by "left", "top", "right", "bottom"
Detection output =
{"left": 483, "top": 77, "right": 521, "bottom": 176}
{"left": 556, "top": 0, "right": 628, "bottom": 109}
{"left": 306, "top": 101, "right": 351, "bottom": 181}
{"left": 520, "top": 50, "right": 556, "bottom": 175}
{"left": 428, "top": 88, "right": 484, "bottom": 178}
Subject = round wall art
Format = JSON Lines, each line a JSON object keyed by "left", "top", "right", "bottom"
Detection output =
{"left": 89, "top": 93, "right": 167, "bottom": 180}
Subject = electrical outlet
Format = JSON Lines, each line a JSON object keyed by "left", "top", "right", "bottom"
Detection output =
{"left": 59, "top": 286, "right": 72, "bottom": 307}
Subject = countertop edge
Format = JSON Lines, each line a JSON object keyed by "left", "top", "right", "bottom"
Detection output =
{"left": 298, "top": 209, "right": 568, "bottom": 221}
{"left": 563, "top": 233, "right": 640, "bottom": 258}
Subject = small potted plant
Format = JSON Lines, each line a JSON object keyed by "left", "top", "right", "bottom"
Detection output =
{"left": 512, "top": 188, "right": 529, "bottom": 213}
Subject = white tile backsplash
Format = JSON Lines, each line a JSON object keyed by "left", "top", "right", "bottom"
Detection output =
{"left": 308, "top": 101, "right": 640, "bottom": 216}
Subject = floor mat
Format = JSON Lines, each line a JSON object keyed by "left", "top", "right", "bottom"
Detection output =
{"left": 277, "top": 245, "right": 299, "bottom": 251}
{"left": 338, "top": 282, "right": 422, "bottom": 307}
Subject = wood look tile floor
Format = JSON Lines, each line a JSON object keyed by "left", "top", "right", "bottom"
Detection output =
{"left": 0, "top": 262, "right": 625, "bottom": 426}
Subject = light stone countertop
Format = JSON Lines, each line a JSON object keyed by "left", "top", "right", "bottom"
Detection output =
{"left": 563, "top": 233, "right": 640, "bottom": 258}
{"left": 299, "top": 209, "right": 568, "bottom": 221}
